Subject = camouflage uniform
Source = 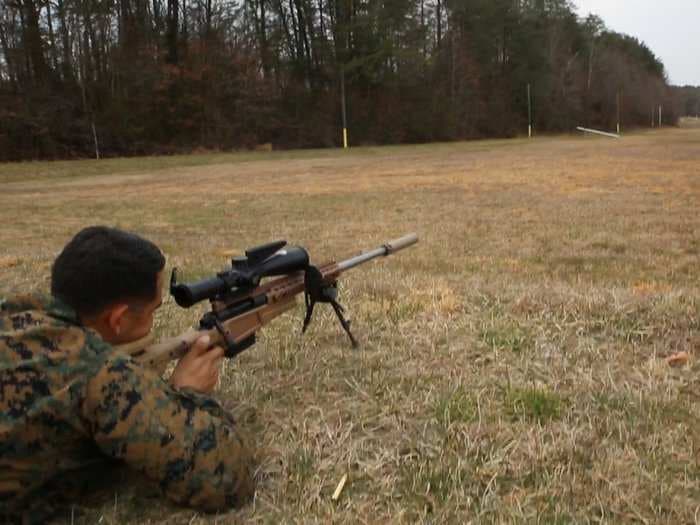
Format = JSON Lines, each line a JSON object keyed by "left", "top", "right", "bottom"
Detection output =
{"left": 0, "top": 295, "right": 255, "bottom": 523}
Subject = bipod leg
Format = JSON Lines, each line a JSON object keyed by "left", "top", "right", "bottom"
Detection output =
{"left": 302, "top": 300, "right": 316, "bottom": 334}
{"left": 329, "top": 299, "right": 359, "bottom": 348}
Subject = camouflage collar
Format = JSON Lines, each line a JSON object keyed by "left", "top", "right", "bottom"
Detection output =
{"left": 0, "top": 294, "right": 81, "bottom": 326}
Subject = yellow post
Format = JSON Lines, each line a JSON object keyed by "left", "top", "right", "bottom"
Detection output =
{"left": 343, "top": 128, "right": 348, "bottom": 149}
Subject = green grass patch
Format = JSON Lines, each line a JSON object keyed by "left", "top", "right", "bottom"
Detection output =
{"left": 479, "top": 319, "right": 532, "bottom": 353}
{"left": 397, "top": 458, "right": 472, "bottom": 517}
{"left": 504, "top": 387, "right": 565, "bottom": 423}
{"left": 434, "top": 387, "right": 477, "bottom": 428}
{"left": 589, "top": 240, "right": 628, "bottom": 254}
{"left": 287, "top": 447, "right": 316, "bottom": 484}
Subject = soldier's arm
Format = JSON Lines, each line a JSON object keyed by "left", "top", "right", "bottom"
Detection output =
{"left": 81, "top": 354, "right": 255, "bottom": 511}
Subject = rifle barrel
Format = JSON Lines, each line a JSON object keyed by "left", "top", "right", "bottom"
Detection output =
{"left": 337, "top": 233, "right": 418, "bottom": 272}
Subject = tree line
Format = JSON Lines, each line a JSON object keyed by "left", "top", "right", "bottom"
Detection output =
{"left": 673, "top": 86, "right": 700, "bottom": 118}
{"left": 0, "top": 0, "right": 687, "bottom": 160}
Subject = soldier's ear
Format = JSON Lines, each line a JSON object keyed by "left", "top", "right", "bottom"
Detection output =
{"left": 106, "top": 303, "right": 130, "bottom": 335}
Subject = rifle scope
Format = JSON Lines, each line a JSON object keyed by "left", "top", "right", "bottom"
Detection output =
{"left": 170, "top": 243, "right": 309, "bottom": 308}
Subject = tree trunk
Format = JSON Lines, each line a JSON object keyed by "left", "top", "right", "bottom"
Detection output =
{"left": 22, "top": 0, "right": 49, "bottom": 83}
{"left": 0, "top": 21, "right": 18, "bottom": 88}
{"left": 293, "top": 0, "right": 312, "bottom": 81}
{"left": 45, "top": 0, "right": 59, "bottom": 72}
{"left": 166, "top": 0, "right": 178, "bottom": 64}
{"left": 436, "top": 0, "right": 442, "bottom": 48}
{"left": 55, "top": 0, "right": 74, "bottom": 82}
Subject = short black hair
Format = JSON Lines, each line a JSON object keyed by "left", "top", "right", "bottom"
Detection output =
{"left": 51, "top": 226, "right": 166, "bottom": 316}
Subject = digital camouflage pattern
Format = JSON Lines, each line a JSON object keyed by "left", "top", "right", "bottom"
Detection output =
{"left": 0, "top": 294, "right": 254, "bottom": 523}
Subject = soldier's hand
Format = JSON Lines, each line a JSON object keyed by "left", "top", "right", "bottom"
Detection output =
{"left": 169, "top": 335, "right": 225, "bottom": 394}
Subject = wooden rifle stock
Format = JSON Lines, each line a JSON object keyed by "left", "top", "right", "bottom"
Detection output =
{"left": 122, "top": 295, "right": 297, "bottom": 367}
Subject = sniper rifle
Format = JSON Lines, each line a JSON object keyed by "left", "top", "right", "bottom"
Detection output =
{"left": 118, "top": 233, "right": 418, "bottom": 367}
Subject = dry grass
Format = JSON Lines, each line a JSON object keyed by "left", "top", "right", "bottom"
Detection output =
{"left": 1, "top": 125, "right": 699, "bottom": 524}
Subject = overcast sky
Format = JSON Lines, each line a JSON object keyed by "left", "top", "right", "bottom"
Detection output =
{"left": 573, "top": 0, "right": 700, "bottom": 86}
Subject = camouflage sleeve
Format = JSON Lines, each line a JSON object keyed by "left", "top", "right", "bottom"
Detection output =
{"left": 81, "top": 355, "right": 255, "bottom": 511}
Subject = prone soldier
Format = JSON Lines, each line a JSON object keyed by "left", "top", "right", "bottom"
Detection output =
{"left": 0, "top": 226, "right": 255, "bottom": 523}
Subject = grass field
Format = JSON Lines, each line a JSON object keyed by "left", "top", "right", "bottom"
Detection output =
{"left": 1, "top": 122, "right": 699, "bottom": 523}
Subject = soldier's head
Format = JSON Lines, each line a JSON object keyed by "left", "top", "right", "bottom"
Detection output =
{"left": 51, "top": 226, "right": 166, "bottom": 344}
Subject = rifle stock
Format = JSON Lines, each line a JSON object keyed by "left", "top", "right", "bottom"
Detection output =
{"left": 119, "top": 294, "right": 298, "bottom": 367}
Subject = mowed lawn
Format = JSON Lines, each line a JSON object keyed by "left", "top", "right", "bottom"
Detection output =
{"left": 1, "top": 124, "right": 699, "bottom": 524}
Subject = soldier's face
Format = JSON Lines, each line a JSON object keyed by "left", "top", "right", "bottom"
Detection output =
{"left": 115, "top": 271, "right": 165, "bottom": 344}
